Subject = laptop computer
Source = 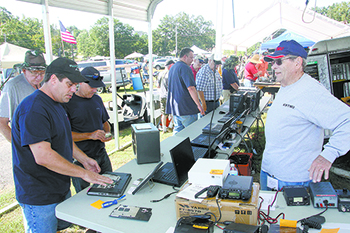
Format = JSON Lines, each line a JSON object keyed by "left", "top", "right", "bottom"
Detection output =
{"left": 191, "top": 146, "right": 209, "bottom": 161}
{"left": 153, "top": 137, "right": 196, "bottom": 187}
{"left": 87, "top": 172, "right": 132, "bottom": 198}
{"left": 202, "top": 114, "right": 237, "bottom": 135}
{"left": 191, "top": 125, "right": 231, "bottom": 149}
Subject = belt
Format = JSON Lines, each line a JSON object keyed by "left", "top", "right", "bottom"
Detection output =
{"left": 206, "top": 99, "right": 219, "bottom": 102}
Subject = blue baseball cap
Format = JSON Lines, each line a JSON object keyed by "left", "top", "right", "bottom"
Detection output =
{"left": 264, "top": 40, "right": 308, "bottom": 62}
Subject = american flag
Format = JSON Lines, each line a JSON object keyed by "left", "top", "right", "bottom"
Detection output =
{"left": 59, "top": 20, "right": 77, "bottom": 44}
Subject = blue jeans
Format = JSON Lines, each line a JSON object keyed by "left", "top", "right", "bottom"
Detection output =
{"left": 173, "top": 114, "right": 198, "bottom": 135}
{"left": 72, "top": 149, "right": 112, "bottom": 193}
{"left": 19, "top": 191, "right": 72, "bottom": 233}
{"left": 260, "top": 170, "right": 311, "bottom": 191}
{"left": 244, "top": 78, "right": 255, "bottom": 87}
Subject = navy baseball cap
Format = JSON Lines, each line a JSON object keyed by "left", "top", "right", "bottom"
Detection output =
{"left": 81, "top": 66, "right": 105, "bottom": 88}
{"left": 264, "top": 40, "right": 308, "bottom": 62}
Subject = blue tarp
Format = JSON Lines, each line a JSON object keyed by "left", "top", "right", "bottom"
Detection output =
{"left": 260, "top": 30, "right": 315, "bottom": 50}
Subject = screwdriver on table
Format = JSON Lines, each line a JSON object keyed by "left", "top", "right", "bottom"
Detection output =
{"left": 102, "top": 195, "right": 126, "bottom": 208}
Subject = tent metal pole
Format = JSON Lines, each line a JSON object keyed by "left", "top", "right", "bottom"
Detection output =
{"left": 108, "top": 0, "right": 119, "bottom": 149}
{"left": 41, "top": 0, "right": 53, "bottom": 63}
{"left": 148, "top": 21, "right": 154, "bottom": 124}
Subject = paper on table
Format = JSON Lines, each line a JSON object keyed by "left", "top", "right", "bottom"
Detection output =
{"left": 176, "top": 184, "right": 208, "bottom": 202}
{"left": 259, "top": 192, "right": 277, "bottom": 211}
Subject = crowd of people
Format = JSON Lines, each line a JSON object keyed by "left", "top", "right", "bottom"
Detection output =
{"left": 1, "top": 40, "right": 350, "bottom": 232}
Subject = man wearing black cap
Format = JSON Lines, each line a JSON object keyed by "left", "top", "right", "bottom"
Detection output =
{"left": 11, "top": 58, "right": 113, "bottom": 233}
{"left": 260, "top": 40, "right": 350, "bottom": 190}
{"left": 63, "top": 66, "right": 113, "bottom": 193}
{"left": 0, "top": 50, "right": 46, "bottom": 142}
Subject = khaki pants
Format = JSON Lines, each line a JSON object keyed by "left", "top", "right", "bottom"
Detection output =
{"left": 222, "top": 89, "right": 231, "bottom": 104}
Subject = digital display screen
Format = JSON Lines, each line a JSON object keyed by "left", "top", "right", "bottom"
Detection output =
{"left": 293, "top": 197, "right": 303, "bottom": 202}
{"left": 229, "top": 192, "right": 240, "bottom": 197}
{"left": 339, "top": 197, "right": 350, "bottom": 202}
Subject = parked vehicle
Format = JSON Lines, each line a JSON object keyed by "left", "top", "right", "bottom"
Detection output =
{"left": 153, "top": 58, "right": 168, "bottom": 70}
{"left": 77, "top": 59, "right": 130, "bottom": 93}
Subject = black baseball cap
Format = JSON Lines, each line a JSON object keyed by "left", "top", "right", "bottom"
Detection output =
{"left": 46, "top": 57, "right": 88, "bottom": 83}
{"left": 81, "top": 66, "right": 105, "bottom": 88}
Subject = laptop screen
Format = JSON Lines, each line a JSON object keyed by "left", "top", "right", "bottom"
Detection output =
{"left": 170, "top": 137, "right": 196, "bottom": 184}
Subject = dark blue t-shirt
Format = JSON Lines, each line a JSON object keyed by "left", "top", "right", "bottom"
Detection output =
{"left": 11, "top": 90, "right": 73, "bottom": 205}
{"left": 62, "top": 93, "right": 109, "bottom": 158}
{"left": 166, "top": 61, "right": 199, "bottom": 116}
{"left": 222, "top": 68, "right": 239, "bottom": 91}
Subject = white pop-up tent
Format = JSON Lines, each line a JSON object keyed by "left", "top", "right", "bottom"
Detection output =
{"left": 222, "top": 0, "right": 350, "bottom": 51}
{"left": 0, "top": 42, "right": 29, "bottom": 69}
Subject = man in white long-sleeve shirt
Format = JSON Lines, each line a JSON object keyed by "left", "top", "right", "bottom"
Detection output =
{"left": 260, "top": 40, "right": 350, "bottom": 190}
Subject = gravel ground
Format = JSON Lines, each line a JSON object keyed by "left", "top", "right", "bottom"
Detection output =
{"left": 0, "top": 134, "right": 14, "bottom": 190}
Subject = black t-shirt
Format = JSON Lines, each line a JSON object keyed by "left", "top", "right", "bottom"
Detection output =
{"left": 62, "top": 93, "right": 109, "bottom": 158}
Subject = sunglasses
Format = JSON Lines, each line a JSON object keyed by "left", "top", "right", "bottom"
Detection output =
{"left": 85, "top": 74, "right": 103, "bottom": 81}
{"left": 270, "top": 57, "right": 294, "bottom": 66}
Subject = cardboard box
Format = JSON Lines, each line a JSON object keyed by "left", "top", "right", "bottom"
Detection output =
{"left": 188, "top": 158, "right": 230, "bottom": 186}
{"left": 175, "top": 183, "right": 260, "bottom": 226}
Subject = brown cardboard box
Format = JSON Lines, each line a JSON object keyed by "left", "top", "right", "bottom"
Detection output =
{"left": 175, "top": 183, "right": 260, "bottom": 226}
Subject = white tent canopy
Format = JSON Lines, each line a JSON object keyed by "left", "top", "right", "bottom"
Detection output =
{"left": 18, "top": 0, "right": 164, "bottom": 149}
{"left": 190, "top": 45, "right": 210, "bottom": 56}
{"left": 124, "top": 52, "right": 144, "bottom": 59}
{"left": 222, "top": 0, "right": 350, "bottom": 51}
{"left": 0, "top": 42, "right": 29, "bottom": 69}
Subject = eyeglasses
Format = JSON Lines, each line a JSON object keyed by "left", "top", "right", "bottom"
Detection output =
{"left": 85, "top": 74, "right": 103, "bottom": 81}
{"left": 29, "top": 70, "right": 45, "bottom": 76}
{"left": 270, "top": 57, "right": 295, "bottom": 66}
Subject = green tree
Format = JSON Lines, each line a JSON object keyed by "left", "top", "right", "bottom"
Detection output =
{"left": 0, "top": 15, "right": 45, "bottom": 51}
{"left": 79, "top": 17, "right": 146, "bottom": 59}
{"left": 314, "top": 1, "right": 350, "bottom": 24}
{"left": 153, "top": 12, "right": 215, "bottom": 56}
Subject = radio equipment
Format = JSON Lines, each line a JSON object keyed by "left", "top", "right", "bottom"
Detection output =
{"left": 283, "top": 186, "right": 310, "bottom": 206}
{"left": 218, "top": 176, "right": 253, "bottom": 200}
{"left": 335, "top": 189, "right": 350, "bottom": 212}
{"left": 310, "top": 182, "right": 337, "bottom": 208}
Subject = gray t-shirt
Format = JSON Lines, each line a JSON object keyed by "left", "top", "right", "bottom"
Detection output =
{"left": 0, "top": 73, "right": 36, "bottom": 120}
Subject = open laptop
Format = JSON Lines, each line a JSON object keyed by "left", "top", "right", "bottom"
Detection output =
{"left": 202, "top": 114, "right": 237, "bottom": 135}
{"left": 191, "top": 124, "right": 231, "bottom": 149}
{"left": 153, "top": 137, "right": 196, "bottom": 187}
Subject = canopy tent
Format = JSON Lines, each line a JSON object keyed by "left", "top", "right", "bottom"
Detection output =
{"left": 222, "top": 0, "right": 350, "bottom": 51}
{"left": 18, "top": 0, "right": 164, "bottom": 150}
{"left": 124, "top": 52, "right": 144, "bottom": 59}
{"left": 0, "top": 42, "right": 29, "bottom": 69}
{"left": 190, "top": 45, "right": 210, "bottom": 56}
{"left": 260, "top": 30, "right": 315, "bottom": 51}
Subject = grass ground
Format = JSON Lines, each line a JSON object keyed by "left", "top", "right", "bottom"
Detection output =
{"left": 0, "top": 84, "right": 171, "bottom": 232}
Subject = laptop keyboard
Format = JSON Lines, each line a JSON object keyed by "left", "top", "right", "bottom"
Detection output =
{"left": 192, "top": 147, "right": 208, "bottom": 160}
{"left": 161, "top": 168, "right": 177, "bottom": 182}
{"left": 218, "top": 112, "right": 235, "bottom": 123}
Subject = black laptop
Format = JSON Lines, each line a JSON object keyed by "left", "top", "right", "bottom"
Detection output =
{"left": 153, "top": 137, "right": 196, "bottom": 187}
{"left": 202, "top": 114, "right": 237, "bottom": 135}
{"left": 191, "top": 125, "right": 231, "bottom": 149}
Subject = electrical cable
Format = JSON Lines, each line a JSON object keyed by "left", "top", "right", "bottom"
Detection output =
{"left": 150, "top": 186, "right": 179, "bottom": 203}
{"left": 258, "top": 188, "right": 285, "bottom": 225}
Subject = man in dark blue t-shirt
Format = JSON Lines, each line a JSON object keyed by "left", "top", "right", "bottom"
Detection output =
{"left": 11, "top": 58, "right": 113, "bottom": 233}
{"left": 166, "top": 48, "right": 204, "bottom": 134}
{"left": 63, "top": 66, "right": 113, "bottom": 193}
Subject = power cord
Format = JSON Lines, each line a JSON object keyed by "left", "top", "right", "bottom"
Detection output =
{"left": 298, "top": 200, "right": 327, "bottom": 232}
{"left": 150, "top": 186, "right": 179, "bottom": 203}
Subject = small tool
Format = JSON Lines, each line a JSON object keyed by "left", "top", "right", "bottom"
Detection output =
{"left": 102, "top": 195, "right": 126, "bottom": 208}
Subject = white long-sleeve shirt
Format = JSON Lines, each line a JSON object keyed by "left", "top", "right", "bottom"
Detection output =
{"left": 262, "top": 73, "right": 350, "bottom": 182}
